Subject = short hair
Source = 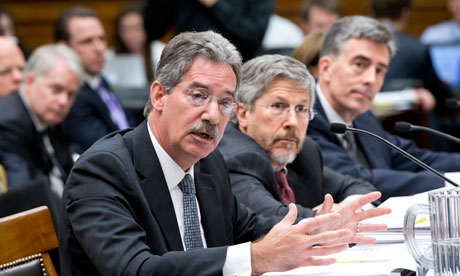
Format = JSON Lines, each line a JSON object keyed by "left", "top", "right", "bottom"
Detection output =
{"left": 369, "top": 0, "right": 412, "bottom": 21}
{"left": 300, "top": 0, "right": 343, "bottom": 21}
{"left": 320, "top": 16, "right": 396, "bottom": 59}
{"left": 291, "top": 31, "right": 325, "bottom": 71}
{"left": 143, "top": 31, "right": 242, "bottom": 117}
{"left": 24, "top": 43, "right": 85, "bottom": 86}
{"left": 233, "top": 54, "right": 315, "bottom": 123}
{"left": 54, "top": 6, "right": 99, "bottom": 42}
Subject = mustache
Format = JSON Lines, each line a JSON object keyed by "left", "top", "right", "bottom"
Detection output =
{"left": 188, "top": 121, "right": 219, "bottom": 139}
{"left": 272, "top": 130, "right": 300, "bottom": 145}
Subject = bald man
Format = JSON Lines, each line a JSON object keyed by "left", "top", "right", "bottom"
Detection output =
{"left": 0, "top": 37, "right": 25, "bottom": 98}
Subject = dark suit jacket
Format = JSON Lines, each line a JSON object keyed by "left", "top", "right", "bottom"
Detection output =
{"left": 384, "top": 31, "right": 452, "bottom": 115}
{"left": 217, "top": 123, "right": 376, "bottom": 218}
{"left": 0, "top": 92, "right": 73, "bottom": 189}
{"left": 63, "top": 79, "right": 132, "bottom": 154}
{"left": 59, "top": 120, "right": 279, "bottom": 275}
{"left": 307, "top": 97, "right": 460, "bottom": 200}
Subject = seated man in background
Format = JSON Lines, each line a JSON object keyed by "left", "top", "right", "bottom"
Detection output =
{"left": 55, "top": 6, "right": 134, "bottom": 154}
{"left": 308, "top": 16, "right": 460, "bottom": 201}
{"left": 218, "top": 54, "right": 380, "bottom": 220}
{"left": 421, "top": 0, "right": 460, "bottom": 44}
{"left": 59, "top": 30, "right": 389, "bottom": 275}
{"left": 0, "top": 43, "right": 83, "bottom": 194}
{"left": 299, "top": 0, "right": 342, "bottom": 35}
{"left": 0, "top": 37, "right": 25, "bottom": 98}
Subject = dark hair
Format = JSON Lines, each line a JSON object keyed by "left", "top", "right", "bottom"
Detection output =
{"left": 113, "top": 4, "right": 153, "bottom": 80}
{"left": 369, "top": 0, "right": 412, "bottom": 20}
{"left": 300, "top": 0, "right": 343, "bottom": 21}
{"left": 54, "top": 6, "right": 99, "bottom": 42}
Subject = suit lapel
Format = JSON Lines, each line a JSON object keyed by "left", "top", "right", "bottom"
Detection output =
{"left": 130, "top": 121, "right": 184, "bottom": 251}
{"left": 194, "top": 162, "right": 226, "bottom": 247}
{"left": 83, "top": 82, "right": 119, "bottom": 131}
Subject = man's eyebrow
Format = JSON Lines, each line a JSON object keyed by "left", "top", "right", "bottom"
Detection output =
{"left": 190, "top": 81, "right": 235, "bottom": 97}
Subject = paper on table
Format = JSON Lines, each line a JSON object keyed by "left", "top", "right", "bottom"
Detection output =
{"left": 264, "top": 243, "right": 416, "bottom": 276}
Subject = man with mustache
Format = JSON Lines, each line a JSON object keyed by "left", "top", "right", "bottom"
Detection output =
{"left": 218, "top": 54, "right": 379, "bottom": 220}
{"left": 307, "top": 16, "right": 460, "bottom": 201}
{"left": 58, "top": 31, "right": 390, "bottom": 275}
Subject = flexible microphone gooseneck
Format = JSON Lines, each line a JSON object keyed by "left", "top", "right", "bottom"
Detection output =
{"left": 329, "top": 123, "right": 459, "bottom": 187}
{"left": 395, "top": 121, "right": 460, "bottom": 145}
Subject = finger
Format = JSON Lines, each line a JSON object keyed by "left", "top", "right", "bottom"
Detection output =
{"left": 297, "top": 212, "right": 341, "bottom": 233}
{"left": 280, "top": 203, "right": 298, "bottom": 226}
{"left": 302, "top": 257, "right": 337, "bottom": 267}
{"left": 349, "top": 192, "right": 382, "bottom": 211}
{"left": 307, "top": 243, "right": 350, "bottom": 257}
{"left": 316, "top": 194, "right": 334, "bottom": 216}
{"left": 350, "top": 235, "right": 377, "bottom": 244}
{"left": 354, "top": 207, "right": 391, "bottom": 222}
{"left": 307, "top": 228, "right": 353, "bottom": 246}
{"left": 355, "top": 223, "right": 388, "bottom": 233}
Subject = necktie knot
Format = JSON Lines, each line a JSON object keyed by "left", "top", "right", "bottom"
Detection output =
{"left": 178, "top": 174, "right": 195, "bottom": 195}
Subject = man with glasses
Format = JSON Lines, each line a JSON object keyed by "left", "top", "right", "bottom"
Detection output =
{"left": 59, "top": 31, "right": 390, "bottom": 275}
{"left": 218, "top": 54, "right": 379, "bottom": 220}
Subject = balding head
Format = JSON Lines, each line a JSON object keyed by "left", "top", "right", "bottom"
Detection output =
{"left": 0, "top": 37, "right": 25, "bottom": 97}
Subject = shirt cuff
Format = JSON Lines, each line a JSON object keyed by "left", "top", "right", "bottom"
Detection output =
{"left": 223, "top": 242, "right": 252, "bottom": 276}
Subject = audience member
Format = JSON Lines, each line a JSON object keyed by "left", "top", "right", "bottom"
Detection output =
{"left": 0, "top": 37, "right": 25, "bottom": 98}
{"left": 0, "top": 43, "right": 83, "bottom": 195}
{"left": 218, "top": 54, "right": 387, "bottom": 222}
{"left": 299, "top": 0, "right": 343, "bottom": 35}
{"left": 307, "top": 16, "right": 460, "bottom": 201}
{"left": 0, "top": 8, "right": 30, "bottom": 58}
{"left": 55, "top": 6, "right": 134, "bottom": 154}
{"left": 369, "top": 0, "right": 449, "bottom": 115}
{"left": 58, "top": 30, "right": 386, "bottom": 276}
{"left": 291, "top": 31, "right": 324, "bottom": 79}
{"left": 421, "top": 0, "right": 460, "bottom": 44}
{"left": 112, "top": 4, "right": 154, "bottom": 81}
{"left": 143, "top": 0, "right": 274, "bottom": 61}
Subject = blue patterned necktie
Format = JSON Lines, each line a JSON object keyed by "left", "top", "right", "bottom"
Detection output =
{"left": 178, "top": 174, "right": 204, "bottom": 250}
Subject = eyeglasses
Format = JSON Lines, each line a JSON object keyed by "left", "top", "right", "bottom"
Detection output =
{"left": 176, "top": 84, "right": 236, "bottom": 115}
{"left": 256, "top": 103, "right": 316, "bottom": 121}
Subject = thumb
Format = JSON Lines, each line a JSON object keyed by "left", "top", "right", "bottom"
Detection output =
{"left": 316, "top": 194, "right": 334, "bottom": 216}
{"left": 280, "top": 203, "right": 298, "bottom": 225}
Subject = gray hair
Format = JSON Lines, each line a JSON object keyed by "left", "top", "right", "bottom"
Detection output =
{"left": 24, "top": 43, "right": 84, "bottom": 85}
{"left": 320, "top": 16, "right": 396, "bottom": 59}
{"left": 143, "top": 31, "right": 242, "bottom": 117}
{"left": 233, "top": 54, "right": 316, "bottom": 123}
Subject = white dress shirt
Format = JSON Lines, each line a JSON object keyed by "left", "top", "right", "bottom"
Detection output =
{"left": 147, "top": 123, "right": 251, "bottom": 275}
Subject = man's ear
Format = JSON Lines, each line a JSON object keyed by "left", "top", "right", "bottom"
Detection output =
{"left": 235, "top": 103, "right": 249, "bottom": 132}
{"left": 318, "top": 56, "right": 333, "bottom": 82}
{"left": 150, "top": 81, "right": 167, "bottom": 112}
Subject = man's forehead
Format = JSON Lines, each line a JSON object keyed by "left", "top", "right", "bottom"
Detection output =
{"left": 335, "top": 38, "right": 390, "bottom": 61}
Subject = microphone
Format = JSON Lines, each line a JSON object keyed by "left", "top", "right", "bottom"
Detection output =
{"left": 395, "top": 121, "right": 460, "bottom": 145}
{"left": 445, "top": 98, "right": 460, "bottom": 109}
{"left": 329, "top": 123, "right": 459, "bottom": 187}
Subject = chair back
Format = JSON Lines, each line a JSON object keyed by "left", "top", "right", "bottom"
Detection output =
{"left": 0, "top": 206, "right": 58, "bottom": 276}
{"left": 0, "top": 165, "right": 6, "bottom": 194}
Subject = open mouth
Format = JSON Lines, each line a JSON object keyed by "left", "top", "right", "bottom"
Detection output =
{"left": 196, "top": 132, "right": 212, "bottom": 140}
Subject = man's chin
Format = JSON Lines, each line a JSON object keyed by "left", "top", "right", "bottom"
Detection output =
{"left": 269, "top": 152, "right": 297, "bottom": 166}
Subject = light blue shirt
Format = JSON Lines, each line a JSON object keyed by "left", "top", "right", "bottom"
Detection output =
{"left": 421, "top": 19, "right": 460, "bottom": 44}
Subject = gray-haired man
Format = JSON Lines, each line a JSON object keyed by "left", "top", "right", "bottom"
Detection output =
{"left": 308, "top": 15, "right": 460, "bottom": 200}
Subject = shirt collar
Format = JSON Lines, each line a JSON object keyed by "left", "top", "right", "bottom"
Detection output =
{"left": 147, "top": 122, "right": 194, "bottom": 192}
{"left": 85, "top": 74, "right": 102, "bottom": 90}
{"left": 316, "top": 83, "right": 350, "bottom": 139}
{"left": 19, "top": 91, "right": 47, "bottom": 132}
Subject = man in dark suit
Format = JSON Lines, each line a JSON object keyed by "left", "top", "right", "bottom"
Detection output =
{"left": 0, "top": 43, "right": 83, "bottom": 194}
{"left": 307, "top": 16, "right": 460, "bottom": 201}
{"left": 59, "top": 31, "right": 389, "bottom": 275}
{"left": 218, "top": 54, "right": 379, "bottom": 220}
{"left": 55, "top": 7, "right": 133, "bottom": 154}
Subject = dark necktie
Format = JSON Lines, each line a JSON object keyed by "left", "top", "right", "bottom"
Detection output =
{"left": 342, "top": 132, "right": 370, "bottom": 169}
{"left": 178, "top": 174, "right": 204, "bottom": 250}
{"left": 96, "top": 81, "right": 130, "bottom": 130}
{"left": 274, "top": 170, "right": 296, "bottom": 204}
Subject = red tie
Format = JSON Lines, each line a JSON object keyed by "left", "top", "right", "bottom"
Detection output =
{"left": 274, "top": 170, "right": 296, "bottom": 204}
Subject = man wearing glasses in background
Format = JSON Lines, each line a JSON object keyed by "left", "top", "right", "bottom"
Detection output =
{"left": 218, "top": 54, "right": 381, "bottom": 222}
